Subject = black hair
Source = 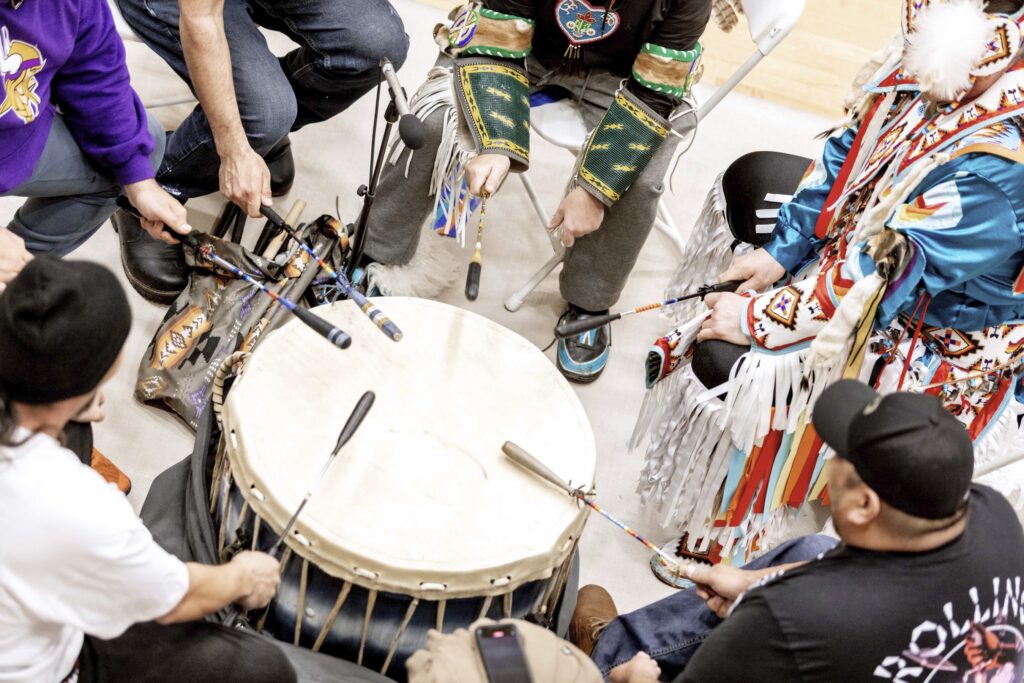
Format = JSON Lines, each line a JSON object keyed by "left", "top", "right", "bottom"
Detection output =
{"left": 0, "top": 394, "right": 26, "bottom": 449}
{"left": 986, "top": 0, "right": 1024, "bottom": 14}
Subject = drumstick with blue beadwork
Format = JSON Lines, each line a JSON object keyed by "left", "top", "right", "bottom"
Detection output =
{"left": 116, "top": 197, "right": 352, "bottom": 350}
{"left": 260, "top": 208, "right": 403, "bottom": 342}
{"left": 501, "top": 442, "right": 681, "bottom": 568}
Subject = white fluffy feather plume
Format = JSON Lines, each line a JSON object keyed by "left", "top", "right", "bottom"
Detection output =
{"left": 905, "top": 0, "right": 992, "bottom": 102}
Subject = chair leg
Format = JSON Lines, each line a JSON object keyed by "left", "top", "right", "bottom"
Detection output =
{"left": 519, "top": 172, "right": 551, "bottom": 226}
{"left": 504, "top": 247, "right": 565, "bottom": 312}
{"left": 654, "top": 199, "right": 686, "bottom": 256}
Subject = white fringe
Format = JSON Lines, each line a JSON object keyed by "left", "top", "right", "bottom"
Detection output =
{"left": 365, "top": 220, "right": 463, "bottom": 298}
{"left": 807, "top": 272, "right": 885, "bottom": 368}
{"left": 630, "top": 313, "right": 707, "bottom": 451}
{"left": 975, "top": 403, "right": 1024, "bottom": 521}
{"left": 369, "top": 68, "right": 468, "bottom": 297}
{"left": 661, "top": 175, "right": 750, "bottom": 324}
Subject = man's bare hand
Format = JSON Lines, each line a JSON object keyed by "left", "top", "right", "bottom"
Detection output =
{"left": 219, "top": 146, "right": 272, "bottom": 218}
{"left": 230, "top": 551, "right": 281, "bottom": 611}
{"left": 123, "top": 179, "right": 191, "bottom": 245}
{"left": 550, "top": 187, "right": 606, "bottom": 248}
{"left": 609, "top": 652, "right": 662, "bottom": 683}
{"left": 697, "top": 292, "right": 749, "bottom": 345}
{"left": 0, "top": 228, "right": 32, "bottom": 292}
{"left": 466, "top": 153, "right": 511, "bottom": 197}
{"left": 720, "top": 248, "right": 786, "bottom": 294}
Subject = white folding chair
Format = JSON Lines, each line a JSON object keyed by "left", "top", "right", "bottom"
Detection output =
{"left": 108, "top": 0, "right": 195, "bottom": 109}
{"left": 503, "top": 0, "right": 806, "bottom": 312}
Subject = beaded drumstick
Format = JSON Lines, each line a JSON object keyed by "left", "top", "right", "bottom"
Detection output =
{"left": 260, "top": 209, "right": 403, "bottom": 342}
{"left": 465, "top": 192, "right": 488, "bottom": 301}
{"left": 501, "top": 441, "right": 683, "bottom": 571}
{"left": 115, "top": 197, "right": 351, "bottom": 350}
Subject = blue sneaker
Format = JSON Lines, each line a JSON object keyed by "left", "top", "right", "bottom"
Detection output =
{"left": 556, "top": 307, "right": 611, "bottom": 383}
{"left": 350, "top": 266, "right": 382, "bottom": 297}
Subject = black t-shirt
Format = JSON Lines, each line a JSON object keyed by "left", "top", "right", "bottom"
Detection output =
{"left": 679, "top": 486, "right": 1024, "bottom": 683}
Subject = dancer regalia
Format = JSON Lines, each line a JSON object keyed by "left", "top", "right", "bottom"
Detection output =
{"left": 634, "top": 0, "right": 1024, "bottom": 579}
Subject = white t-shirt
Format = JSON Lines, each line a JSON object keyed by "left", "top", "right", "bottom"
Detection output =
{"left": 0, "top": 429, "right": 189, "bottom": 683}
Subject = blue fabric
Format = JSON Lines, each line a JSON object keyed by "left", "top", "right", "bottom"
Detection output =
{"left": 763, "top": 128, "right": 856, "bottom": 275}
{"left": 590, "top": 535, "right": 839, "bottom": 681}
{"left": 117, "top": 0, "right": 409, "bottom": 199}
{"left": 876, "top": 153, "right": 1024, "bottom": 331}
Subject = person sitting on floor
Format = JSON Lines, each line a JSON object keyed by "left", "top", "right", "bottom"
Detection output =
{"left": 0, "top": 0, "right": 189, "bottom": 295}
{"left": 0, "top": 258, "right": 293, "bottom": 683}
{"left": 572, "top": 380, "right": 1024, "bottom": 682}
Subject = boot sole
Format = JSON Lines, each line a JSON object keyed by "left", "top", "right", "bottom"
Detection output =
{"left": 118, "top": 247, "right": 184, "bottom": 305}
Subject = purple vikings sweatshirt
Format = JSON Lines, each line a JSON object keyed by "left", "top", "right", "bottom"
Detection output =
{"left": 0, "top": 0, "right": 154, "bottom": 193}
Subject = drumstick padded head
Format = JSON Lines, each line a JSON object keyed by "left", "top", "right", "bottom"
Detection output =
{"left": 501, "top": 441, "right": 574, "bottom": 495}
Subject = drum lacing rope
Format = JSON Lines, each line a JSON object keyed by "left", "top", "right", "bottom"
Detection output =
{"left": 212, "top": 351, "right": 251, "bottom": 428}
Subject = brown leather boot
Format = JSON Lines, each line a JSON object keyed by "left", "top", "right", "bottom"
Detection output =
{"left": 90, "top": 449, "right": 131, "bottom": 495}
{"left": 569, "top": 585, "right": 618, "bottom": 656}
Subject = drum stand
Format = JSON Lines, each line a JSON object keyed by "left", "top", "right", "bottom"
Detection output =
{"left": 345, "top": 96, "right": 400, "bottom": 279}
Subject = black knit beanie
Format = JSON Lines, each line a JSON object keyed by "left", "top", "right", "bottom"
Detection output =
{"left": 0, "top": 257, "right": 131, "bottom": 404}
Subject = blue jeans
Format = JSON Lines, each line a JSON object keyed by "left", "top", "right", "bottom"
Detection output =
{"left": 590, "top": 535, "right": 839, "bottom": 681}
{"left": 116, "top": 0, "right": 409, "bottom": 200}
{"left": 5, "top": 112, "right": 165, "bottom": 255}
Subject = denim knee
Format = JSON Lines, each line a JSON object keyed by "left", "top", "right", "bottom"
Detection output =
{"left": 243, "top": 93, "right": 297, "bottom": 155}
{"left": 331, "top": 3, "right": 409, "bottom": 74}
{"left": 144, "top": 110, "right": 167, "bottom": 173}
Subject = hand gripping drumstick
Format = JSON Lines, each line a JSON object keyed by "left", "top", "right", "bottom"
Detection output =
{"left": 116, "top": 197, "right": 351, "bottom": 350}
{"left": 269, "top": 391, "right": 376, "bottom": 555}
{"left": 260, "top": 207, "right": 403, "bottom": 342}
{"left": 501, "top": 442, "right": 682, "bottom": 569}
{"left": 554, "top": 281, "right": 743, "bottom": 339}
{"left": 465, "top": 191, "right": 488, "bottom": 301}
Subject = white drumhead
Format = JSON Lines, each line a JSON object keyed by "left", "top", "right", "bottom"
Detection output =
{"left": 223, "top": 298, "right": 596, "bottom": 598}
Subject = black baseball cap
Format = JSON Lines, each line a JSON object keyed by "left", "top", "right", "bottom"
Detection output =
{"left": 812, "top": 380, "right": 973, "bottom": 520}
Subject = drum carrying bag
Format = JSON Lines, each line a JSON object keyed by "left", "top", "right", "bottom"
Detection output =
{"left": 134, "top": 223, "right": 342, "bottom": 430}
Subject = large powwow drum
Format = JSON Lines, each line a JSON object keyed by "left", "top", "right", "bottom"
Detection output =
{"left": 212, "top": 298, "right": 596, "bottom": 680}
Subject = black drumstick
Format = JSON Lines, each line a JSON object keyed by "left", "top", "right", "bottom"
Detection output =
{"left": 554, "top": 281, "right": 743, "bottom": 339}
{"left": 268, "top": 391, "right": 375, "bottom": 555}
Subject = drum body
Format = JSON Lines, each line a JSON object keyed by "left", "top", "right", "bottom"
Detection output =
{"left": 213, "top": 298, "right": 596, "bottom": 680}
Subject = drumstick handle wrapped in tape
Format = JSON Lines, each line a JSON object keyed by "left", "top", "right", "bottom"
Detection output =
{"left": 261, "top": 207, "right": 403, "bottom": 343}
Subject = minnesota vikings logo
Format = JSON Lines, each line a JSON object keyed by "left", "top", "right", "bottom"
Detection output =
{"left": 0, "top": 26, "right": 44, "bottom": 124}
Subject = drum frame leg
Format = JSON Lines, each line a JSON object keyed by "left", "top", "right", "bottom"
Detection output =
{"left": 257, "top": 547, "right": 293, "bottom": 633}
{"left": 294, "top": 558, "right": 310, "bottom": 646}
{"left": 502, "top": 592, "right": 513, "bottom": 619}
{"left": 381, "top": 598, "right": 420, "bottom": 676}
{"left": 312, "top": 582, "right": 353, "bottom": 652}
{"left": 477, "top": 596, "right": 493, "bottom": 621}
{"left": 435, "top": 600, "right": 447, "bottom": 633}
{"left": 357, "top": 589, "right": 378, "bottom": 667}
{"left": 209, "top": 440, "right": 228, "bottom": 515}
{"left": 251, "top": 517, "right": 262, "bottom": 551}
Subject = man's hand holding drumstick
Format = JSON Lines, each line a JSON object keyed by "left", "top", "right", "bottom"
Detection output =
{"left": 466, "top": 153, "right": 511, "bottom": 197}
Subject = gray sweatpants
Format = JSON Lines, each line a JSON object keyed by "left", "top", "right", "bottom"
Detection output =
{"left": 364, "top": 55, "right": 693, "bottom": 311}
{"left": 6, "top": 112, "right": 165, "bottom": 256}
